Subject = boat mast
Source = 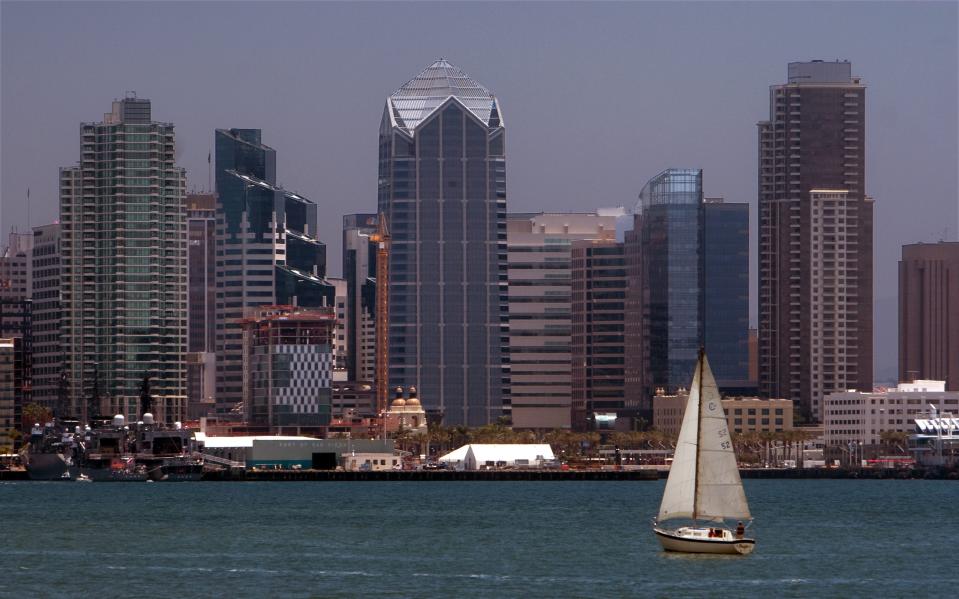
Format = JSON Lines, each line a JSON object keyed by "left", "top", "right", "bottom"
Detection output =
{"left": 692, "top": 348, "right": 705, "bottom": 522}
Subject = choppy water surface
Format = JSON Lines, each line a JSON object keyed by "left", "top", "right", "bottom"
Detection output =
{"left": 2, "top": 480, "right": 955, "bottom": 597}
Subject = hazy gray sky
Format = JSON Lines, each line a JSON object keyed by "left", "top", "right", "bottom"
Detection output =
{"left": 1, "top": 1, "right": 956, "bottom": 381}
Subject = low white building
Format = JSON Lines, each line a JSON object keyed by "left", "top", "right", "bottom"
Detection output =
{"left": 438, "top": 444, "right": 556, "bottom": 470}
{"left": 343, "top": 452, "right": 402, "bottom": 471}
{"left": 823, "top": 381, "right": 959, "bottom": 456}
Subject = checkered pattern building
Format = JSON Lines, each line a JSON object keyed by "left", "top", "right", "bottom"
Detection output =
{"left": 243, "top": 306, "right": 336, "bottom": 434}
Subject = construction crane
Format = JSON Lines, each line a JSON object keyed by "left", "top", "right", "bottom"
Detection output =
{"left": 370, "top": 214, "right": 391, "bottom": 415}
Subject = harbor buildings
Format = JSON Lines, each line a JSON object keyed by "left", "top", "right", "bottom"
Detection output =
{"left": 241, "top": 305, "right": 336, "bottom": 436}
{"left": 0, "top": 231, "right": 33, "bottom": 425}
{"left": 186, "top": 194, "right": 217, "bottom": 419}
{"left": 0, "top": 230, "right": 33, "bottom": 353}
{"left": 0, "top": 338, "right": 20, "bottom": 451}
{"left": 653, "top": 391, "right": 794, "bottom": 437}
{"left": 899, "top": 242, "right": 959, "bottom": 390}
{"left": 377, "top": 59, "right": 509, "bottom": 426}
{"left": 60, "top": 96, "right": 187, "bottom": 423}
{"left": 571, "top": 240, "right": 630, "bottom": 429}
{"left": 382, "top": 386, "right": 428, "bottom": 435}
{"left": 758, "top": 60, "right": 873, "bottom": 423}
{"left": 29, "top": 224, "right": 61, "bottom": 413}
{"left": 342, "top": 213, "right": 379, "bottom": 384}
{"left": 823, "top": 380, "right": 959, "bottom": 458}
{"left": 507, "top": 212, "right": 618, "bottom": 429}
{"left": 331, "top": 380, "right": 374, "bottom": 419}
{"left": 197, "top": 433, "right": 394, "bottom": 470}
{"left": 214, "top": 128, "right": 334, "bottom": 416}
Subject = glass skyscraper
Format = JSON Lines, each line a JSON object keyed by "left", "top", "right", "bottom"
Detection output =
{"left": 638, "top": 169, "right": 704, "bottom": 392}
{"left": 60, "top": 96, "right": 187, "bottom": 423}
{"left": 214, "top": 129, "right": 333, "bottom": 415}
{"left": 631, "top": 170, "right": 750, "bottom": 398}
{"left": 703, "top": 199, "right": 749, "bottom": 389}
{"left": 342, "top": 213, "right": 378, "bottom": 384}
{"left": 377, "top": 59, "right": 508, "bottom": 426}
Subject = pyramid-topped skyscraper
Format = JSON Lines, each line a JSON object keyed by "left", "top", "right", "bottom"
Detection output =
{"left": 378, "top": 59, "right": 508, "bottom": 426}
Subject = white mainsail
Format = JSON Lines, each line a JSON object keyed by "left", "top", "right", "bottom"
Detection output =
{"left": 657, "top": 352, "right": 751, "bottom": 523}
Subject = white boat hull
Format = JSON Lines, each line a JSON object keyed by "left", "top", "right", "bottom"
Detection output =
{"left": 654, "top": 527, "right": 755, "bottom": 555}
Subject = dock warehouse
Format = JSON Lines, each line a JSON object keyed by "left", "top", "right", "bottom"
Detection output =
{"left": 196, "top": 434, "right": 395, "bottom": 469}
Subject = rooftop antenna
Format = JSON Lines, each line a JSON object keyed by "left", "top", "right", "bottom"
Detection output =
{"left": 26, "top": 187, "right": 31, "bottom": 230}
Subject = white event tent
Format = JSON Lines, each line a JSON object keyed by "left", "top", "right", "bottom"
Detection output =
{"left": 438, "top": 444, "right": 556, "bottom": 470}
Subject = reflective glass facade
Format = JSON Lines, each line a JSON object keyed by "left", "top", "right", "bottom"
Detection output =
{"left": 631, "top": 171, "right": 750, "bottom": 398}
{"left": 214, "top": 129, "right": 333, "bottom": 414}
{"left": 703, "top": 201, "right": 749, "bottom": 388}
{"left": 639, "top": 169, "right": 704, "bottom": 391}
{"left": 378, "top": 60, "right": 508, "bottom": 426}
{"left": 342, "top": 214, "right": 378, "bottom": 383}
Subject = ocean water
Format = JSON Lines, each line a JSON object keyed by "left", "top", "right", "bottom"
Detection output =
{"left": 1, "top": 480, "right": 955, "bottom": 598}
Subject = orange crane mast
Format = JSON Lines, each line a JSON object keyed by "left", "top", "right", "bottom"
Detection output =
{"left": 369, "top": 214, "right": 391, "bottom": 415}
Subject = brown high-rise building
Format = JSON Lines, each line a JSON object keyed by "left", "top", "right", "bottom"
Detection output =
{"left": 570, "top": 240, "right": 630, "bottom": 430}
{"left": 758, "top": 61, "right": 874, "bottom": 422}
{"left": 185, "top": 193, "right": 216, "bottom": 419}
{"left": 507, "top": 212, "right": 618, "bottom": 429}
{"left": 899, "top": 242, "right": 959, "bottom": 390}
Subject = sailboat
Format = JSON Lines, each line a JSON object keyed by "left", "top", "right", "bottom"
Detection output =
{"left": 653, "top": 349, "right": 755, "bottom": 555}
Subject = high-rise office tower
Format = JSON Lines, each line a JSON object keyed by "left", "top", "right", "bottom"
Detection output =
{"left": 571, "top": 240, "right": 629, "bottom": 429}
{"left": 758, "top": 60, "right": 873, "bottom": 421}
{"left": 899, "top": 242, "right": 959, "bottom": 390}
{"left": 377, "top": 59, "right": 508, "bottom": 426}
{"left": 703, "top": 198, "right": 750, "bottom": 391}
{"left": 30, "top": 224, "right": 61, "bottom": 412}
{"left": 507, "top": 212, "right": 618, "bottom": 429}
{"left": 185, "top": 194, "right": 216, "bottom": 419}
{"left": 626, "top": 172, "right": 750, "bottom": 408}
{"left": 214, "top": 129, "right": 334, "bottom": 415}
{"left": 342, "top": 213, "right": 378, "bottom": 383}
{"left": 60, "top": 96, "right": 187, "bottom": 423}
{"left": 0, "top": 231, "right": 33, "bottom": 428}
{"left": 637, "top": 169, "right": 704, "bottom": 394}
{"left": 0, "top": 230, "right": 33, "bottom": 354}
{"left": 328, "top": 277, "right": 349, "bottom": 373}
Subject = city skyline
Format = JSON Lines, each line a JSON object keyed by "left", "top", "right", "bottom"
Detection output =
{"left": 1, "top": 2, "right": 957, "bottom": 382}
